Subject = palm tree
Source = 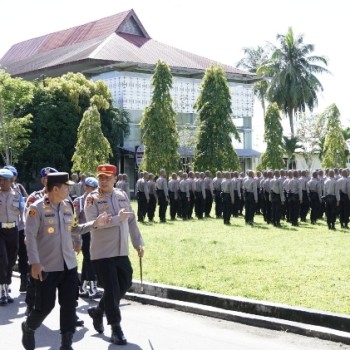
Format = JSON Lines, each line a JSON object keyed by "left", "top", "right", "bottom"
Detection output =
{"left": 237, "top": 46, "right": 270, "bottom": 116}
{"left": 259, "top": 27, "right": 330, "bottom": 137}
{"left": 283, "top": 136, "right": 301, "bottom": 169}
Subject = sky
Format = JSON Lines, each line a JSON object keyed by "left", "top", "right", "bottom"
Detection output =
{"left": 0, "top": 0, "right": 348, "bottom": 151}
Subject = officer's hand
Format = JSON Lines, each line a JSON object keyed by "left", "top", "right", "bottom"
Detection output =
{"left": 137, "top": 246, "right": 144, "bottom": 258}
{"left": 94, "top": 211, "right": 112, "bottom": 228}
{"left": 31, "top": 263, "right": 44, "bottom": 281}
{"left": 118, "top": 208, "right": 132, "bottom": 222}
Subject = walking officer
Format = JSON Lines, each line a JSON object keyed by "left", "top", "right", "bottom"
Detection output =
{"left": 0, "top": 168, "right": 24, "bottom": 305}
{"left": 84, "top": 164, "right": 144, "bottom": 346}
{"left": 22, "top": 172, "right": 110, "bottom": 350}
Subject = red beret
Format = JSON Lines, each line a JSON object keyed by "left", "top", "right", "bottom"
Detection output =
{"left": 97, "top": 164, "right": 117, "bottom": 177}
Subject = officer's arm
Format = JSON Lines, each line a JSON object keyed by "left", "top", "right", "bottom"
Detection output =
{"left": 25, "top": 205, "right": 42, "bottom": 267}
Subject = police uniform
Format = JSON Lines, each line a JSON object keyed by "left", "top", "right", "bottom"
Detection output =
{"left": 22, "top": 172, "right": 95, "bottom": 350}
{"left": 0, "top": 168, "right": 24, "bottom": 305}
{"left": 269, "top": 175, "right": 284, "bottom": 227}
{"left": 324, "top": 176, "right": 337, "bottom": 229}
{"left": 307, "top": 176, "right": 322, "bottom": 224}
{"left": 220, "top": 174, "right": 234, "bottom": 225}
{"left": 156, "top": 175, "right": 169, "bottom": 223}
{"left": 243, "top": 175, "right": 258, "bottom": 225}
{"left": 168, "top": 176, "right": 179, "bottom": 220}
{"left": 84, "top": 164, "right": 144, "bottom": 345}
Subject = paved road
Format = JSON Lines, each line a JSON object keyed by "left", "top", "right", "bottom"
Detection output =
{"left": 1, "top": 275, "right": 349, "bottom": 350}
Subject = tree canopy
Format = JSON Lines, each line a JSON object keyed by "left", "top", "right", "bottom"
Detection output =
{"left": 193, "top": 65, "right": 240, "bottom": 173}
{"left": 321, "top": 104, "right": 347, "bottom": 168}
{"left": 140, "top": 60, "right": 180, "bottom": 175}
{"left": 0, "top": 69, "right": 34, "bottom": 165}
{"left": 258, "top": 103, "right": 285, "bottom": 170}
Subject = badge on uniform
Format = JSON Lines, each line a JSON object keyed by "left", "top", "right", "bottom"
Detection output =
{"left": 86, "top": 197, "right": 93, "bottom": 206}
{"left": 29, "top": 208, "right": 37, "bottom": 217}
{"left": 48, "top": 227, "right": 55, "bottom": 234}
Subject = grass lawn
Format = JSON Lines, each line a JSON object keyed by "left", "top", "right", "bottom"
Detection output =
{"left": 79, "top": 200, "right": 350, "bottom": 315}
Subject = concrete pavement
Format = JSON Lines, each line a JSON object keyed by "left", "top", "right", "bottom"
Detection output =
{"left": 1, "top": 273, "right": 350, "bottom": 350}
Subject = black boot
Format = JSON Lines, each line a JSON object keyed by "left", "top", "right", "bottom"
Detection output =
{"left": 0, "top": 284, "right": 7, "bottom": 305}
{"left": 60, "top": 332, "right": 73, "bottom": 350}
{"left": 111, "top": 323, "right": 127, "bottom": 345}
{"left": 87, "top": 306, "right": 104, "bottom": 333}
{"left": 21, "top": 321, "right": 35, "bottom": 350}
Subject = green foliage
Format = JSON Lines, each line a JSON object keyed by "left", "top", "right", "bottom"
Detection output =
{"left": 259, "top": 27, "right": 329, "bottom": 137}
{"left": 258, "top": 103, "right": 284, "bottom": 170}
{"left": 71, "top": 105, "right": 113, "bottom": 174}
{"left": 193, "top": 65, "right": 240, "bottom": 173}
{"left": 0, "top": 70, "right": 34, "bottom": 165}
{"left": 17, "top": 73, "right": 128, "bottom": 181}
{"left": 283, "top": 136, "right": 301, "bottom": 170}
{"left": 140, "top": 60, "right": 180, "bottom": 175}
{"left": 321, "top": 104, "right": 347, "bottom": 168}
{"left": 237, "top": 45, "right": 271, "bottom": 116}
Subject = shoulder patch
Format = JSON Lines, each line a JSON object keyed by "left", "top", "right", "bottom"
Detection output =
{"left": 29, "top": 208, "right": 37, "bottom": 217}
{"left": 86, "top": 197, "right": 94, "bottom": 206}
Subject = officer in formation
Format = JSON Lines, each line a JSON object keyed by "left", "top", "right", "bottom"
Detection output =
{"left": 136, "top": 167, "right": 350, "bottom": 230}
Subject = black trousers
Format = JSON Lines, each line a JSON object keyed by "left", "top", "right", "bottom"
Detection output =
{"left": 271, "top": 192, "right": 282, "bottom": 225}
{"left": 157, "top": 190, "right": 168, "bottom": 221}
{"left": 18, "top": 229, "right": 29, "bottom": 276}
{"left": 214, "top": 190, "right": 222, "bottom": 218}
{"left": 309, "top": 192, "right": 320, "bottom": 223}
{"left": 339, "top": 192, "right": 350, "bottom": 226}
{"left": 81, "top": 232, "right": 96, "bottom": 281}
{"left": 222, "top": 193, "right": 232, "bottom": 223}
{"left": 0, "top": 226, "right": 18, "bottom": 284}
{"left": 180, "top": 192, "right": 189, "bottom": 220}
{"left": 137, "top": 192, "right": 148, "bottom": 221}
{"left": 94, "top": 256, "right": 132, "bottom": 325}
{"left": 326, "top": 195, "right": 337, "bottom": 226}
{"left": 232, "top": 190, "right": 240, "bottom": 217}
{"left": 244, "top": 192, "right": 256, "bottom": 223}
{"left": 147, "top": 194, "right": 156, "bottom": 221}
{"left": 205, "top": 190, "right": 213, "bottom": 217}
{"left": 194, "top": 192, "right": 204, "bottom": 219}
{"left": 264, "top": 191, "right": 272, "bottom": 223}
{"left": 188, "top": 191, "right": 195, "bottom": 219}
{"left": 289, "top": 193, "right": 300, "bottom": 225}
{"left": 26, "top": 266, "right": 78, "bottom": 333}
{"left": 168, "top": 191, "right": 177, "bottom": 220}
{"left": 300, "top": 190, "right": 310, "bottom": 220}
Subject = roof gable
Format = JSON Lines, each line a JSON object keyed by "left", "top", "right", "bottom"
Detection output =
{"left": 1, "top": 9, "right": 149, "bottom": 64}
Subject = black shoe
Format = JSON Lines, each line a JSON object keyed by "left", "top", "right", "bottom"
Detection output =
{"left": 88, "top": 307, "right": 104, "bottom": 333}
{"left": 60, "top": 331, "right": 73, "bottom": 350}
{"left": 111, "top": 324, "right": 127, "bottom": 345}
{"left": 22, "top": 321, "right": 35, "bottom": 350}
{"left": 75, "top": 316, "right": 84, "bottom": 327}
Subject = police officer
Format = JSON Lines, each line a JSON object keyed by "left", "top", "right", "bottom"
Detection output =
{"left": 22, "top": 172, "right": 110, "bottom": 350}
{"left": 213, "top": 171, "right": 223, "bottom": 218}
{"left": 73, "top": 177, "right": 102, "bottom": 299}
{"left": 84, "top": 164, "right": 144, "bottom": 346}
{"left": 288, "top": 170, "right": 302, "bottom": 227}
{"left": 243, "top": 170, "right": 258, "bottom": 225}
{"left": 324, "top": 169, "right": 337, "bottom": 230}
{"left": 4, "top": 165, "right": 28, "bottom": 292}
{"left": 336, "top": 169, "right": 350, "bottom": 228}
{"left": 269, "top": 170, "right": 284, "bottom": 227}
{"left": 179, "top": 173, "right": 190, "bottom": 220}
{"left": 168, "top": 173, "right": 179, "bottom": 220}
{"left": 147, "top": 173, "right": 157, "bottom": 222}
{"left": 307, "top": 171, "right": 322, "bottom": 225}
{"left": 156, "top": 169, "right": 169, "bottom": 223}
{"left": 221, "top": 172, "right": 234, "bottom": 225}
{"left": 0, "top": 168, "right": 24, "bottom": 305}
{"left": 24, "top": 167, "right": 58, "bottom": 315}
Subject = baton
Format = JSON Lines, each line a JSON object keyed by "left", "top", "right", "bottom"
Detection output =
{"left": 139, "top": 256, "right": 143, "bottom": 293}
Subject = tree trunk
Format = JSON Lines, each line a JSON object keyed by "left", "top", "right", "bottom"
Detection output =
{"left": 288, "top": 109, "right": 294, "bottom": 137}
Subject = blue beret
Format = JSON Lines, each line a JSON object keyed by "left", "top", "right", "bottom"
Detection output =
{"left": 4, "top": 165, "right": 17, "bottom": 176}
{"left": 40, "top": 167, "right": 58, "bottom": 177}
{"left": 0, "top": 168, "right": 14, "bottom": 179}
{"left": 85, "top": 176, "right": 98, "bottom": 188}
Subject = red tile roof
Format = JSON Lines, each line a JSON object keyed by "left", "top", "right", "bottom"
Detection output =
{"left": 0, "top": 9, "right": 256, "bottom": 81}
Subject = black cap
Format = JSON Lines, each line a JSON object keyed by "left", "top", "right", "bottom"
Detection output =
{"left": 47, "top": 172, "right": 74, "bottom": 187}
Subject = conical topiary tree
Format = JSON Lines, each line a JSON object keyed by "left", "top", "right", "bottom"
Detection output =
{"left": 193, "top": 65, "right": 240, "bottom": 173}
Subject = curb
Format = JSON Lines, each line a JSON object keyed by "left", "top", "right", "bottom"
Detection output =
{"left": 127, "top": 281, "right": 350, "bottom": 345}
